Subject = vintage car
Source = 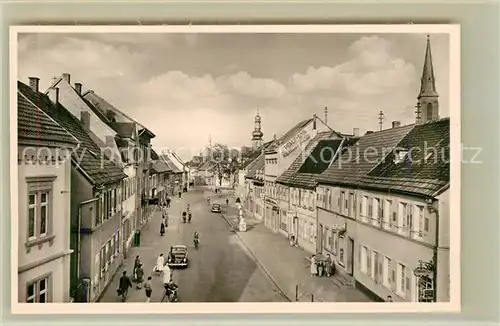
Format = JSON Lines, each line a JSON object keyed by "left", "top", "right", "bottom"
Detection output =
{"left": 211, "top": 203, "right": 221, "bottom": 213}
{"left": 167, "top": 245, "right": 188, "bottom": 268}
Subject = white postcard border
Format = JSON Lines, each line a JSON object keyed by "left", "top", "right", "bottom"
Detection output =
{"left": 9, "top": 24, "right": 461, "bottom": 314}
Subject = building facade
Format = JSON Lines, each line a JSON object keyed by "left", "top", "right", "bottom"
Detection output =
{"left": 18, "top": 80, "right": 128, "bottom": 303}
{"left": 17, "top": 84, "right": 79, "bottom": 303}
{"left": 263, "top": 115, "right": 330, "bottom": 233}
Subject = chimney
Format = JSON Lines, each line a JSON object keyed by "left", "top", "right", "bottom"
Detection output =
{"left": 353, "top": 128, "right": 359, "bottom": 137}
{"left": 62, "top": 73, "right": 71, "bottom": 84}
{"left": 28, "top": 77, "right": 40, "bottom": 93}
{"left": 312, "top": 114, "right": 317, "bottom": 130}
{"left": 392, "top": 121, "right": 401, "bottom": 128}
{"left": 81, "top": 111, "right": 90, "bottom": 131}
{"left": 365, "top": 131, "right": 374, "bottom": 135}
{"left": 48, "top": 87, "right": 59, "bottom": 104}
{"left": 324, "top": 107, "right": 328, "bottom": 126}
{"left": 75, "top": 83, "right": 82, "bottom": 95}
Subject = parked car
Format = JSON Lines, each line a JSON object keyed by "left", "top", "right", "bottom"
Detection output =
{"left": 167, "top": 245, "right": 188, "bottom": 268}
{"left": 211, "top": 203, "right": 221, "bottom": 213}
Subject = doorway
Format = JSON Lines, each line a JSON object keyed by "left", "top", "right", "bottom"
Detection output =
{"left": 317, "top": 223, "right": 323, "bottom": 253}
{"left": 347, "top": 237, "right": 354, "bottom": 276}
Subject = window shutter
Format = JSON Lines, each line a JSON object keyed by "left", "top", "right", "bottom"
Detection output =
{"left": 374, "top": 256, "right": 378, "bottom": 283}
{"left": 367, "top": 252, "right": 371, "bottom": 277}
{"left": 391, "top": 268, "right": 396, "bottom": 290}
{"left": 406, "top": 276, "right": 410, "bottom": 291}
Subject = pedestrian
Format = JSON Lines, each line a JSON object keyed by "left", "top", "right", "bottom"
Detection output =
{"left": 144, "top": 276, "right": 152, "bottom": 302}
{"left": 325, "top": 254, "right": 332, "bottom": 277}
{"left": 154, "top": 253, "right": 165, "bottom": 275}
{"left": 166, "top": 196, "right": 171, "bottom": 208}
{"left": 163, "top": 265, "right": 172, "bottom": 293}
{"left": 133, "top": 255, "right": 141, "bottom": 276}
{"left": 310, "top": 255, "right": 317, "bottom": 277}
{"left": 317, "top": 260, "right": 324, "bottom": 277}
{"left": 178, "top": 191, "right": 182, "bottom": 199}
{"left": 117, "top": 271, "right": 132, "bottom": 302}
{"left": 226, "top": 198, "right": 229, "bottom": 206}
{"left": 135, "top": 264, "right": 144, "bottom": 289}
{"left": 160, "top": 221, "right": 165, "bottom": 236}
{"left": 386, "top": 295, "right": 394, "bottom": 302}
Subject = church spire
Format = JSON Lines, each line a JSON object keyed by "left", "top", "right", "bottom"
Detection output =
{"left": 419, "top": 35, "right": 438, "bottom": 98}
{"left": 251, "top": 110, "right": 264, "bottom": 148}
{"left": 417, "top": 35, "right": 439, "bottom": 124}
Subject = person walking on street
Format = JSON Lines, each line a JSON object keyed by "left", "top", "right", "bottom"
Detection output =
{"left": 160, "top": 221, "right": 165, "bottom": 236}
{"left": 154, "top": 253, "right": 165, "bottom": 275}
{"left": 386, "top": 295, "right": 394, "bottom": 302}
{"left": 226, "top": 198, "right": 229, "bottom": 206}
{"left": 310, "top": 255, "right": 317, "bottom": 277}
{"left": 178, "top": 191, "right": 182, "bottom": 199}
{"left": 135, "top": 264, "right": 144, "bottom": 289}
{"left": 133, "top": 256, "right": 141, "bottom": 276}
{"left": 118, "top": 271, "right": 132, "bottom": 302}
{"left": 144, "top": 276, "right": 152, "bottom": 302}
{"left": 325, "top": 254, "right": 333, "bottom": 277}
{"left": 166, "top": 196, "right": 171, "bottom": 208}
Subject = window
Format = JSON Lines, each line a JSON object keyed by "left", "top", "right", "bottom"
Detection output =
{"left": 349, "top": 193, "right": 355, "bottom": 217}
{"left": 26, "top": 183, "right": 52, "bottom": 243}
{"left": 339, "top": 234, "right": 345, "bottom": 265}
{"left": 397, "top": 263, "right": 407, "bottom": 297}
{"left": 398, "top": 202, "right": 407, "bottom": 233}
{"left": 383, "top": 256, "right": 391, "bottom": 288}
{"left": 340, "top": 191, "right": 345, "bottom": 214}
{"left": 309, "top": 222, "right": 315, "bottom": 243}
{"left": 26, "top": 276, "right": 49, "bottom": 303}
{"left": 424, "top": 215, "right": 429, "bottom": 232}
{"left": 372, "top": 198, "right": 381, "bottom": 226}
{"left": 326, "top": 228, "right": 333, "bottom": 251}
{"left": 361, "top": 196, "right": 368, "bottom": 222}
{"left": 298, "top": 189, "right": 302, "bottom": 206}
{"left": 414, "top": 205, "right": 425, "bottom": 238}
{"left": 332, "top": 231, "right": 338, "bottom": 254}
{"left": 383, "top": 199, "right": 392, "bottom": 229}
{"left": 368, "top": 197, "right": 373, "bottom": 219}
{"left": 371, "top": 251, "right": 379, "bottom": 281}
{"left": 360, "top": 246, "right": 368, "bottom": 274}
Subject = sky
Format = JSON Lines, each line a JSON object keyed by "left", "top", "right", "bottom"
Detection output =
{"left": 17, "top": 32, "right": 449, "bottom": 161}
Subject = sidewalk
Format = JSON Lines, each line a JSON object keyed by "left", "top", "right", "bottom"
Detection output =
{"left": 99, "top": 196, "right": 187, "bottom": 303}
{"left": 206, "top": 190, "right": 372, "bottom": 302}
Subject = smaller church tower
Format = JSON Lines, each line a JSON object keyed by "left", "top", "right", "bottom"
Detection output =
{"left": 251, "top": 110, "right": 264, "bottom": 148}
{"left": 417, "top": 35, "right": 439, "bottom": 124}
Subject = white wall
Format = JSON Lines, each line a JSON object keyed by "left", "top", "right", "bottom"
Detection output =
{"left": 17, "top": 147, "right": 72, "bottom": 302}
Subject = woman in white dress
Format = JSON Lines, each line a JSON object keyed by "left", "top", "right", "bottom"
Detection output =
{"left": 154, "top": 253, "right": 165, "bottom": 275}
{"left": 310, "top": 255, "right": 317, "bottom": 277}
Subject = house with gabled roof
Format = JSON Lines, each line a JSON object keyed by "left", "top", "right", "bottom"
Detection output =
{"left": 314, "top": 36, "right": 450, "bottom": 303}
{"left": 79, "top": 84, "right": 157, "bottom": 233}
{"left": 17, "top": 84, "right": 79, "bottom": 303}
{"left": 263, "top": 114, "right": 340, "bottom": 233}
{"left": 275, "top": 131, "right": 352, "bottom": 253}
{"left": 150, "top": 148, "right": 172, "bottom": 204}
{"left": 161, "top": 151, "right": 187, "bottom": 195}
{"left": 19, "top": 79, "right": 127, "bottom": 303}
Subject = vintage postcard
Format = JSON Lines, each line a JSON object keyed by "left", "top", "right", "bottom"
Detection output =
{"left": 10, "top": 24, "right": 460, "bottom": 314}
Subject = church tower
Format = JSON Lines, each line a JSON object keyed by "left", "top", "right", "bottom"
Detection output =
{"left": 417, "top": 35, "right": 439, "bottom": 124}
{"left": 251, "top": 110, "right": 264, "bottom": 148}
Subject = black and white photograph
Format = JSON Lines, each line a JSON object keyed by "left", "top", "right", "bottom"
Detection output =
{"left": 10, "top": 25, "right": 460, "bottom": 314}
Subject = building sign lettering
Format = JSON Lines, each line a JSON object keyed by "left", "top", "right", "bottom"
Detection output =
{"left": 280, "top": 129, "right": 312, "bottom": 157}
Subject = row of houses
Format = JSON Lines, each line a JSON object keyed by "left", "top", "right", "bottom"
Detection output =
{"left": 237, "top": 37, "right": 450, "bottom": 302}
{"left": 17, "top": 73, "right": 189, "bottom": 303}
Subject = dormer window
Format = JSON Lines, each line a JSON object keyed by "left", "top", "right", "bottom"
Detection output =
{"left": 393, "top": 148, "right": 408, "bottom": 164}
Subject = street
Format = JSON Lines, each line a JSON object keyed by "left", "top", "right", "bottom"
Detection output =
{"left": 99, "top": 188, "right": 287, "bottom": 303}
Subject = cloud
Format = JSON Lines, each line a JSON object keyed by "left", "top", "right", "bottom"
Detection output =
{"left": 17, "top": 33, "right": 445, "bottom": 161}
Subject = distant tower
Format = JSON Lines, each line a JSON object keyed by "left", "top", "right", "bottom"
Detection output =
{"left": 251, "top": 110, "right": 264, "bottom": 148}
{"left": 417, "top": 35, "right": 439, "bottom": 123}
{"left": 378, "top": 111, "right": 384, "bottom": 131}
{"left": 324, "top": 106, "right": 328, "bottom": 126}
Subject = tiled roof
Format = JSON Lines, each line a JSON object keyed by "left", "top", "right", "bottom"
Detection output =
{"left": 361, "top": 118, "right": 450, "bottom": 196}
{"left": 151, "top": 160, "right": 172, "bottom": 174}
{"left": 245, "top": 154, "right": 265, "bottom": 179}
{"left": 318, "top": 124, "right": 415, "bottom": 187}
{"left": 150, "top": 148, "right": 159, "bottom": 160}
{"left": 161, "top": 155, "right": 183, "bottom": 173}
{"left": 240, "top": 141, "right": 274, "bottom": 170}
{"left": 276, "top": 131, "right": 338, "bottom": 188}
{"left": 266, "top": 118, "right": 313, "bottom": 153}
{"left": 18, "top": 81, "right": 126, "bottom": 185}
{"left": 110, "top": 122, "right": 135, "bottom": 138}
{"left": 17, "top": 92, "right": 78, "bottom": 147}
